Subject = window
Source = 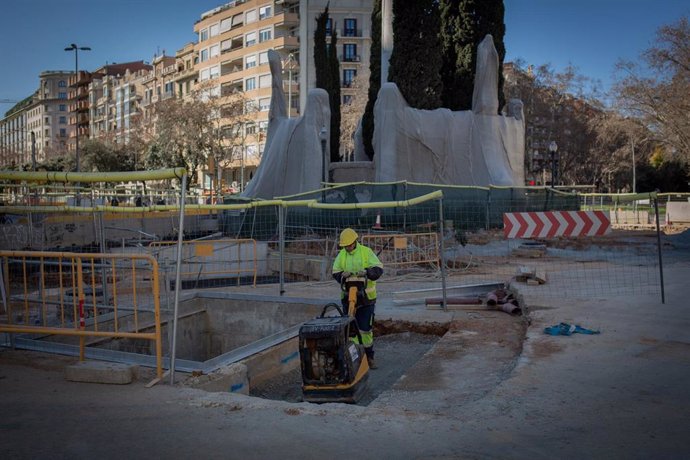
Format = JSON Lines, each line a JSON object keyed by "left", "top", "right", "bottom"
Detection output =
{"left": 58, "top": 80, "right": 66, "bottom": 87}
{"left": 245, "top": 77, "right": 256, "bottom": 91}
{"left": 58, "top": 92, "right": 67, "bottom": 99}
{"left": 259, "top": 28, "right": 272, "bottom": 43}
{"left": 245, "top": 123, "right": 256, "bottom": 134}
{"left": 258, "top": 120, "right": 268, "bottom": 132}
{"left": 209, "top": 23, "right": 219, "bottom": 37}
{"left": 258, "top": 74, "right": 271, "bottom": 88}
{"left": 326, "top": 18, "right": 332, "bottom": 36}
{"left": 245, "top": 32, "right": 256, "bottom": 47}
{"left": 200, "top": 28, "right": 209, "bottom": 41}
{"left": 343, "top": 43, "right": 357, "bottom": 61}
{"left": 59, "top": 116, "right": 67, "bottom": 124}
{"left": 200, "top": 49, "right": 209, "bottom": 62}
{"left": 220, "top": 17, "right": 232, "bottom": 32}
{"left": 45, "top": 117, "right": 50, "bottom": 125}
{"left": 259, "top": 97, "right": 270, "bottom": 111}
{"left": 59, "top": 104, "right": 67, "bottom": 111}
{"left": 231, "top": 13, "right": 243, "bottom": 28}
{"left": 259, "top": 52, "right": 269, "bottom": 65}
{"left": 59, "top": 129, "right": 67, "bottom": 138}
{"left": 210, "top": 44, "right": 220, "bottom": 58}
{"left": 344, "top": 18, "right": 357, "bottom": 37}
{"left": 259, "top": 5, "right": 271, "bottom": 20}
{"left": 343, "top": 68, "right": 357, "bottom": 87}
{"left": 245, "top": 55, "right": 257, "bottom": 69}
{"left": 246, "top": 9, "right": 257, "bottom": 23}
{"left": 343, "top": 95, "right": 353, "bottom": 105}
{"left": 209, "top": 65, "right": 220, "bottom": 79}
{"left": 200, "top": 68, "right": 210, "bottom": 81}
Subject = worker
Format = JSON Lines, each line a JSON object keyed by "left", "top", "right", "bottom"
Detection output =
{"left": 332, "top": 228, "right": 383, "bottom": 369}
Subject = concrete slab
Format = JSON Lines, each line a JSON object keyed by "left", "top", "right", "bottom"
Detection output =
{"left": 64, "top": 361, "right": 138, "bottom": 384}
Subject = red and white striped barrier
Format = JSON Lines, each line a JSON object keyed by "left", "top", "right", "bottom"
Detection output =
{"left": 503, "top": 210, "right": 611, "bottom": 239}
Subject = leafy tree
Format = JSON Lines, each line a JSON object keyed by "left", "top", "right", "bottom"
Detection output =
{"left": 389, "top": 0, "right": 443, "bottom": 109}
{"left": 362, "top": 0, "right": 381, "bottom": 159}
{"left": 81, "top": 139, "right": 135, "bottom": 172}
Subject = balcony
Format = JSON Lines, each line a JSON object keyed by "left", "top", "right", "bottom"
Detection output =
{"left": 273, "top": 11, "right": 299, "bottom": 28}
{"left": 173, "top": 67, "right": 197, "bottom": 81}
{"left": 271, "top": 35, "right": 299, "bottom": 52}
{"left": 340, "top": 55, "right": 361, "bottom": 63}
{"left": 342, "top": 28, "right": 362, "bottom": 38}
{"left": 221, "top": 58, "right": 244, "bottom": 77}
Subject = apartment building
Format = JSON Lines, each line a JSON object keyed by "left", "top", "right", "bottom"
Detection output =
{"left": 0, "top": 101, "right": 30, "bottom": 168}
{"left": 67, "top": 61, "right": 151, "bottom": 154}
{"left": 298, "top": 0, "right": 372, "bottom": 108}
{"left": 0, "top": 71, "right": 74, "bottom": 168}
{"left": 193, "top": 0, "right": 372, "bottom": 190}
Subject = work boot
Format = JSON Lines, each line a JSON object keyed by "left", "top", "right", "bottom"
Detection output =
{"left": 367, "top": 356, "right": 377, "bottom": 369}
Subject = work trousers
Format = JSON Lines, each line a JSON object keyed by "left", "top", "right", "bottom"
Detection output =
{"left": 342, "top": 299, "right": 375, "bottom": 359}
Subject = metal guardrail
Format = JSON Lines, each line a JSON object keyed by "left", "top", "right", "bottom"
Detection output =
{"left": 361, "top": 233, "right": 440, "bottom": 270}
{"left": 149, "top": 239, "right": 258, "bottom": 287}
{"left": 0, "top": 251, "right": 163, "bottom": 378}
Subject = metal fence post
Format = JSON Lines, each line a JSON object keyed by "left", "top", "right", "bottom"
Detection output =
{"left": 653, "top": 193, "right": 665, "bottom": 304}
{"left": 438, "top": 196, "right": 447, "bottom": 311}
{"left": 170, "top": 173, "right": 188, "bottom": 385}
{"left": 278, "top": 203, "right": 285, "bottom": 296}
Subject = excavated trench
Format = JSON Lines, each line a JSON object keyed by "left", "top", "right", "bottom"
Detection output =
{"left": 250, "top": 322, "right": 448, "bottom": 405}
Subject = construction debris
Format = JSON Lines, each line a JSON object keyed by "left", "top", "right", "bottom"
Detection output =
{"left": 485, "top": 288, "right": 522, "bottom": 316}
{"left": 512, "top": 242, "right": 547, "bottom": 258}
{"left": 514, "top": 266, "right": 547, "bottom": 285}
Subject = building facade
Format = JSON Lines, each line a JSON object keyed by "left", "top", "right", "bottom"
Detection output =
{"left": 0, "top": 71, "right": 74, "bottom": 169}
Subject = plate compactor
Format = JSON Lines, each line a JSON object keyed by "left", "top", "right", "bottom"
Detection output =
{"left": 299, "top": 275, "right": 371, "bottom": 403}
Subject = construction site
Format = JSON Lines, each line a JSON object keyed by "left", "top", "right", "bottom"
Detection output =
{"left": 1, "top": 170, "right": 690, "bottom": 458}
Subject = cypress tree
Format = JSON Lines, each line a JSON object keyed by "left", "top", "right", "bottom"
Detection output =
{"left": 440, "top": 0, "right": 506, "bottom": 112}
{"left": 328, "top": 29, "right": 341, "bottom": 163}
{"left": 362, "top": 0, "right": 381, "bottom": 160}
{"left": 388, "top": 0, "right": 443, "bottom": 109}
{"left": 314, "top": 8, "right": 328, "bottom": 89}
{"left": 476, "top": 0, "right": 506, "bottom": 112}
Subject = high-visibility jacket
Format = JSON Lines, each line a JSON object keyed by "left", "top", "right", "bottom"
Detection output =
{"left": 332, "top": 243, "right": 383, "bottom": 301}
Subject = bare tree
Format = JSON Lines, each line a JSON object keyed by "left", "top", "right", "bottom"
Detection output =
{"left": 144, "top": 82, "right": 255, "bottom": 195}
{"left": 504, "top": 61, "right": 604, "bottom": 186}
{"left": 613, "top": 17, "right": 690, "bottom": 163}
{"left": 340, "top": 71, "right": 369, "bottom": 161}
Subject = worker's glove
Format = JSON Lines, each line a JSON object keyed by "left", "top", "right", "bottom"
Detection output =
{"left": 341, "top": 271, "right": 352, "bottom": 279}
{"left": 356, "top": 270, "right": 367, "bottom": 277}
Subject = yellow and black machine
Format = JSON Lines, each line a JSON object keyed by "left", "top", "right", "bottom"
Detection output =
{"left": 299, "top": 274, "right": 370, "bottom": 403}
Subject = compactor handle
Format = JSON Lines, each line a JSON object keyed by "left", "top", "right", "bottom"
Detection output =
{"left": 320, "top": 302, "right": 344, "bottom": 318}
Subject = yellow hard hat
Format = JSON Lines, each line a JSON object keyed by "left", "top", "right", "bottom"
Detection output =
{"left": 339, "top": 228, "right": 358, "bottom": 247}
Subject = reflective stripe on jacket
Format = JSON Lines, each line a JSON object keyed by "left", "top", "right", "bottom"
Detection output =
{"left": 332, "top": 243, "right": 383, "bottom": 300}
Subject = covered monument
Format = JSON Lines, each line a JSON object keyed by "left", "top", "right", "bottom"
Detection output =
{"left": 243, "top": 37, "right": 525, "bottom": 199}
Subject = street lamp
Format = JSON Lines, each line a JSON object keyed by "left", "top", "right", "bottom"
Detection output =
{"left": 548, "top": 141, "right": 558, "bottom": 187}
{"left": 319, "top": 126, "right": 327, "bottom": 200}
{"left": 64, "top": 44, "right": 91, "bottom": 173}
{"left": 286, "top": 53, "right": 295, "bottom": 118}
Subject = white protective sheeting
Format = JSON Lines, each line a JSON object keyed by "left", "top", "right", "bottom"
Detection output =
{"left": 373, "top": 35, "right": 524, "bottom": 186}
{"left": 241, "top": 50, "right": 330, "bottom": 199}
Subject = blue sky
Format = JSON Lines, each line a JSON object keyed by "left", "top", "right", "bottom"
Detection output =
{"left": 1, "top": 0, "right": 689, "bottom": 112}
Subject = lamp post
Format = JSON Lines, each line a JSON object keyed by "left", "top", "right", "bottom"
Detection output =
{"left": 286, "top": 53, "right": 295, "bottom": 118}
{"left": 319, "top": 126, "right": 327, "bottom": 201}
{"left": 630, "top": 138, "right": 636, "bottom": 194}
{"left": 548, "top": 141, "right": 558, "bottom": 187}
{"left": 64, "top": 44, "right": 91, "bottom": 173}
